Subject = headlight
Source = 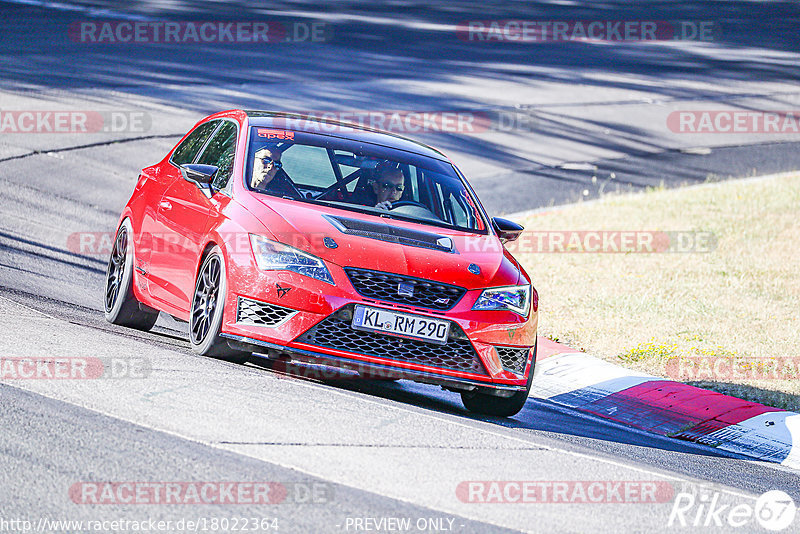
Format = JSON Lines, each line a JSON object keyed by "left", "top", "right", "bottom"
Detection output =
{"left": 249, "top": 234, "right": 334, "bottom": 285}
{"left": 472, "top": 284, "right": 531, "bottom": 316}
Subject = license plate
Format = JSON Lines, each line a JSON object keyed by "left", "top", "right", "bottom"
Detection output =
{"left": 351, "top": 305, "right": 450, "bottom": 345}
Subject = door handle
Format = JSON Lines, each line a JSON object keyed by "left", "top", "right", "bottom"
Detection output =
{"left": 159, "top": 200, "right": 172, "bottom": 210}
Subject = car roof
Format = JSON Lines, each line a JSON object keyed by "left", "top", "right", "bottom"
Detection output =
{"left": 242, "top": 110, "right": 450, "bottom": 162}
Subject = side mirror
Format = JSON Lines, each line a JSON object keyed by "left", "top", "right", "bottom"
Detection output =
{"left": 180, "top": 164, "right": 218, "bottom": 197}
{"left": 492, "top": 217, "right": 524, "bottom": 243}
{"left": 181, "top": 164, "right": 218, "bottom": 184}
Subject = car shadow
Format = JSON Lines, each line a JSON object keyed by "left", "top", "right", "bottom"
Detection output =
{"left": 245, "top": 355, "right": 746, "bottom": 460}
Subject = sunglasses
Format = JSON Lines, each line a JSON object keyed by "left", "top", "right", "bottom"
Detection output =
{"left": 379, "top": 182, "right": 404, "bottom": 192}
{"left": 260, "top": 157, "right": 283, "bottom": 169}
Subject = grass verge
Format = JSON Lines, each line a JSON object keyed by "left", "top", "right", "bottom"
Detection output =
{"left": 516, "top": 172, "right": 800, "bottom": 411}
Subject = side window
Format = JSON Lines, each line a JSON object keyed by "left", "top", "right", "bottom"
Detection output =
{"left": 171, "top": 120, "right": 219, "bottom": 166}
{"left": 196, "top": 121, "right": 238, "bottom": 189}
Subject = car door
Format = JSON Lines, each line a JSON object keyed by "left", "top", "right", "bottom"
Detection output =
{"left": 139, "top": 120, "right": 219, "bottom": 308}
{"left": 146, "top": 120, "right": 238, "bottom": 314}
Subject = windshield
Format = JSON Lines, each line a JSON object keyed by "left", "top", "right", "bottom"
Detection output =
{"left": 244, "top": 126, "right": 487, "bottom": 233}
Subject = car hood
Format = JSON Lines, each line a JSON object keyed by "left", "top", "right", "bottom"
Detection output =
{"left": 245, "top": 196, "right": 522, "bottom": 290}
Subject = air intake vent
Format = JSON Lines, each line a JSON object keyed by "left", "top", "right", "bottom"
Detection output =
{"left": 237, "top": 297, "right": 296, "bottom": 327}
{"left": 324, "top": 214, "right": 454, "bottom": 253}
{"left": 495, "top": 346, "right": 531, "bottom": 375}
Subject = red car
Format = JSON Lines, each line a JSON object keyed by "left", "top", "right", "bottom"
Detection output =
{"left": 105, "top": 110, "right": 538, "bottom": 416}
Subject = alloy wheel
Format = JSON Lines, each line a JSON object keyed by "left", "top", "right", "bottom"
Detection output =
{"left": 191, "top": 255, "right": 221, "bottom": 343}
{"left": 105, "top": 228, "right": 127, "bottom": 312}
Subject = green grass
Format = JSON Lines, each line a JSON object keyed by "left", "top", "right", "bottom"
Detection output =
{"left": 517, "top": 172, "right": 800, "bottom": 411}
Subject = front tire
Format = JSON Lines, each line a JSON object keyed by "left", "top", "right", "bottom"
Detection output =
{"left": 461, "top": 342, "right": 536, "bottom": 417}
{"left": 104, "top": 220, "right": 158, "bottom": 330}
{"left": 189, "top": 246, "right": 250, "bottom": 364}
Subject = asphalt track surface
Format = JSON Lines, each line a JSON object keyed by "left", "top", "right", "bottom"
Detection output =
{"left": 1, "top": 1, "right": 799, "bottom": 532}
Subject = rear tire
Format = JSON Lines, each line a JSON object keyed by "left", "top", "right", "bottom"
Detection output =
{"left": 189, "top": 246, "right": 250, "bottom": 364}
{"left": 461, "top": 342, "right": 537, "bottom": 417}
{"left": 104, "top": 220, "right": 159, "bottom": 330}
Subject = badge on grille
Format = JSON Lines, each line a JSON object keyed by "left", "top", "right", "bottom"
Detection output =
{"left": 397, "top": 282, "right": 414, "bottom": 297}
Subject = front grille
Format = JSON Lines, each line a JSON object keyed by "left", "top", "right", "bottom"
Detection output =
{"left": 296, "top": 305, "right": 487, "bottom": 375}
{"left": 237, "top": 297, "right": 296, "bottom": 327}
{"left": 344, "top": 268, "right": 466, "bottom": 311}
{"left": 495, "top": 346, "right": 531, "bottom": 375}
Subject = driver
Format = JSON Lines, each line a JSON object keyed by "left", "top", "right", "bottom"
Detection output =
{"left": 251, "top": 147, "right": 298, "bottom": 197}
{"left": 365, "top": 161, "right": 405, "bottom": 210}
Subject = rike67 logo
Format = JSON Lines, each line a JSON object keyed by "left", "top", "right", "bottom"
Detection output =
{"left": 669, "top": 490, "right": 796, "bottom": 531}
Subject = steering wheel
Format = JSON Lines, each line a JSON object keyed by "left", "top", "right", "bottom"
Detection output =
{"left": 389, "top": 200, "right": 428, "bottom": 210}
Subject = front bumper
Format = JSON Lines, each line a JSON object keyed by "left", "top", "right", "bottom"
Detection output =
{"left": 221, "top": 260, "right": 537, "bottom": 390}
{"left": 221, "top": 331, "right": 532, "bottom": 393}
